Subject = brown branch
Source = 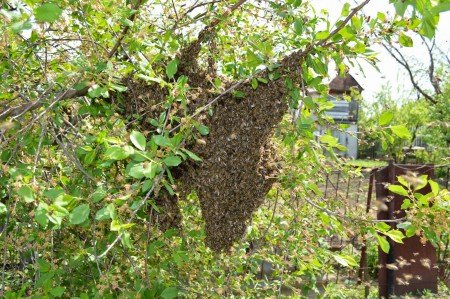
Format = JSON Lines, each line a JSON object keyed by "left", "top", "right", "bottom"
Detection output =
{"left": 172, "top": 0, "right": 222, "bottom": 30}
{"left": 107, "top": 0, "right": 144, "bottom": 59}
{"left": 382, "top": 43, "right": 437, "bottom": 104}
{"left": 318, "top": 0, "right": 371, "bottom": 47}
{"left": 420, "top": 36, "right": 442, "bottom": 95}
{"left": 0, "top": 86, "right": 89, "bottom": 122}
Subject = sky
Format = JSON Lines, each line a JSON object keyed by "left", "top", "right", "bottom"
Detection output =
{"left": 311, "top": 0, "right": 450, "bottom": 103}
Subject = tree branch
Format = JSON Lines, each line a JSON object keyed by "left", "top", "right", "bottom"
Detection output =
{"left": 420, "top": 36, "right": 442, "bottom": 95}
{"left": 177, "top": 0, "right": 247, "bottom": 73}
{"left": 107, "top": 0, "right": 144, "bottom": 59}
{"left": 0, "top": 86, "right": 90, "bottom": 122}
{"left": 382, "top": 43, "right": 437, "bottom": 104}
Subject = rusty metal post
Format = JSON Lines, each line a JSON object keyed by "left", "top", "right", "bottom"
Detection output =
{"left": 377, "top": 162, "right": 438, "bottom": 298}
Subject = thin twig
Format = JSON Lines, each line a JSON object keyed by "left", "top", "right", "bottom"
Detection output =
{"left": 96, "top": 170, "right": 166, "bottom": 259}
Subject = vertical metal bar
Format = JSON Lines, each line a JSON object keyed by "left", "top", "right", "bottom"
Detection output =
{"left": 446, "top": 166, "right": 449, "bottom": 189}
{"left": 358, "top": 169, "right": 375, "bottom": 298}
{"left": 335, "top": 171, "right": 340, "bottom": 199}
{"left": 346, "top": 176, "right": 351, "bottom": 212}
{"left": 386, "top": 160, "right": 396, "bottom": 297}
{"left": 356, "top": 179, "right": 362, "bottom": 204}
{"left": 324, "top": 173, "right": 329, "bottom": 198}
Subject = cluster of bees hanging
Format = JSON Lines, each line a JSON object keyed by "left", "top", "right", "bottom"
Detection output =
{"left": 116, "top": 32, "right": 303, "bottom": 251}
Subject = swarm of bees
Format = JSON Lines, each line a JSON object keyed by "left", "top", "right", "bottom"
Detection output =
{"left": 115, "top": 36, "right": 304, "bottom": 251}
{"left": 179, "top": 70, "right": 293, "bottom": 251}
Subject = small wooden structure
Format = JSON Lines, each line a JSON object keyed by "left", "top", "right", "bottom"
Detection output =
{"left": 314, "top": 73, "right": 363, "bottom": 158}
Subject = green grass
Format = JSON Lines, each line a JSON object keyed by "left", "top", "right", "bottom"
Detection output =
{"left": 345, "top": 159, "right": 388, "bottom": 168}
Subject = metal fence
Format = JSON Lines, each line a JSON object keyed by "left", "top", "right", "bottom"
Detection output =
{"left": 319, "top": 163, "right": 449, "bottom": 297}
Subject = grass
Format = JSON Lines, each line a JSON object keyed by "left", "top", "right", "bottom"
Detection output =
{"left": 345, "top": 159, "right": 388, "bottom": 168}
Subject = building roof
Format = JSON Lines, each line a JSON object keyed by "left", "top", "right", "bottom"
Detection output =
{"left": 329, "top": 73, "right": 363, "bottom": 94}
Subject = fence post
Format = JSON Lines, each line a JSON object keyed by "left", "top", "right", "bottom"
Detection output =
{"left": 376, "top": 162, "right": 438, "bottom": 298}
{"left": 358, "top": 168, "right": 376, "bottom": 298}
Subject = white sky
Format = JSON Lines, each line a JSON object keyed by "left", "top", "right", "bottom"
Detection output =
{"left": 311, "top": 0, "right": 450, "bottom": 103}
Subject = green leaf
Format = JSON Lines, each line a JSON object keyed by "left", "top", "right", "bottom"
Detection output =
{"left": 163, "top": 181, "right": 175, "bottom": 195}
{"left": 163, "top": 155, "right": 182, "bottom": 167}
{"left": 397, "top": 176, "right": 409, "bottom": 187}
{"left": 393, "top": 1, "right": 409, "bottom": 16}
{"left": 378, "top": 111, "right": 394, "bottom": 126}
{"left": 405, "top": 225, "right": 416, "bottom": 237}
{"left": 376, "top": 235, "right": 390, "bottom": 253}
{"left": 375, "top": 221, "right": 391, "bottom": 232}
{"left": 130, "top": 131, "right": 146, "bottom": 151}
{"left": 196, "top": 125, "right": 210, "bottom": 135}
{"left": 153, "top": 135, "right": 172, "bottom": 147}
{"left": 95, "top": 204, "right": 115, "bottom": 221}
{"left": 316, "top": 30, "right": 329, "bottom": 40}
{"left": 320, "top": 135, "right": 338, "bottom": 146}
{"left": 401, "top": 198, "right": 411, "bottom": 209}
{"left": 34, "top": 3, "right": 63, "bottom": 23}
{"left": 233, "top": 90, "right": 245, "bottom": 98}
{"left": 105, "top": 146, "right": 129, "bottom": 160}
{"left": 0, "top": 202, "right": 7, "bottom": 215}
{"left": 88, "top": 85, "right": 102, "bottom": 98}
{"left": 122, "top": 231, "right": 133, "bottom": 249}
{"left": 390, "top": 125, "right": 411, "bottom": 139}
{"left": 388, "top": 184, "right": 408, "bottom": 196}
{"left": 420, "top": 17, "right": 436, "bottom": 39}
{"left": 399, "top": 32, "right": 413, "bottom": 47}
{"left": 17, "top": 185, "right": 34, "bottom": 203}
{"left": 142, "top": 161, "right": 158, "bottom": 179}
{"left": 341, "top": 2, "right": 350, "bottom": 16}
{"left": 92, "top": 187, "right": 107, "bottom": 203}
{"left": 50, "top": 286, "right": 65, "bottom": 297}
{"left": 182, "top": 149, "right": 202, "bottom": 161}
{"left": 307, "top": 182, "right": 323, "bottom": 196}
{"left": 166, "top": 60, "right": 178, "bottom": 79}
{"left": 110, "top": 220, "right": 134, "bottom": 231}
{"left": 69, "top": 204, "right": 90, "bottom": 225}
{"left": 160, "top": 287, "right": 178, "bottom": 299}
{"left": 128, "top": 163, "right": 145, "bottom": 179}
{"left": 385, "top": 229, "right": 404, "bottom": 243}
{"left": 431, "top": 3, "right": 450, "bottom": 14}
{"left": 246, "top": 51, "right": 263, "bottom": 68}
{"left": 35, "top": 207, "right": 48, "bottom": 228}
{"left": 10, "top": 20, "right": 32, "bottom": 33}
{"left": 333, "top": 254, "right": 357, "bottom": 267}
{"left": 429, "top": 180, "right": 439, "bottom": 195}
{"left": 396, "top": 221, "right": 411, "bottom": 230}
{"left": 38, "top": 258, "right": 52, "bottom": 272}
{"left": 294, "top": 19, "right": 303, "bottom": 34}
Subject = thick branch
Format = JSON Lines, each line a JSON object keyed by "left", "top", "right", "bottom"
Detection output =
{"left": 382, "top": 43, "right": 437, "bottom": 104}
{"left": 0, "top": 86, "right": 89, "bottom": 122}
{"left": 107, "top": 0, "right": 144, "bottom": 58}
{"left": 420, "top": 36, "right": 442, "bottom": 95}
